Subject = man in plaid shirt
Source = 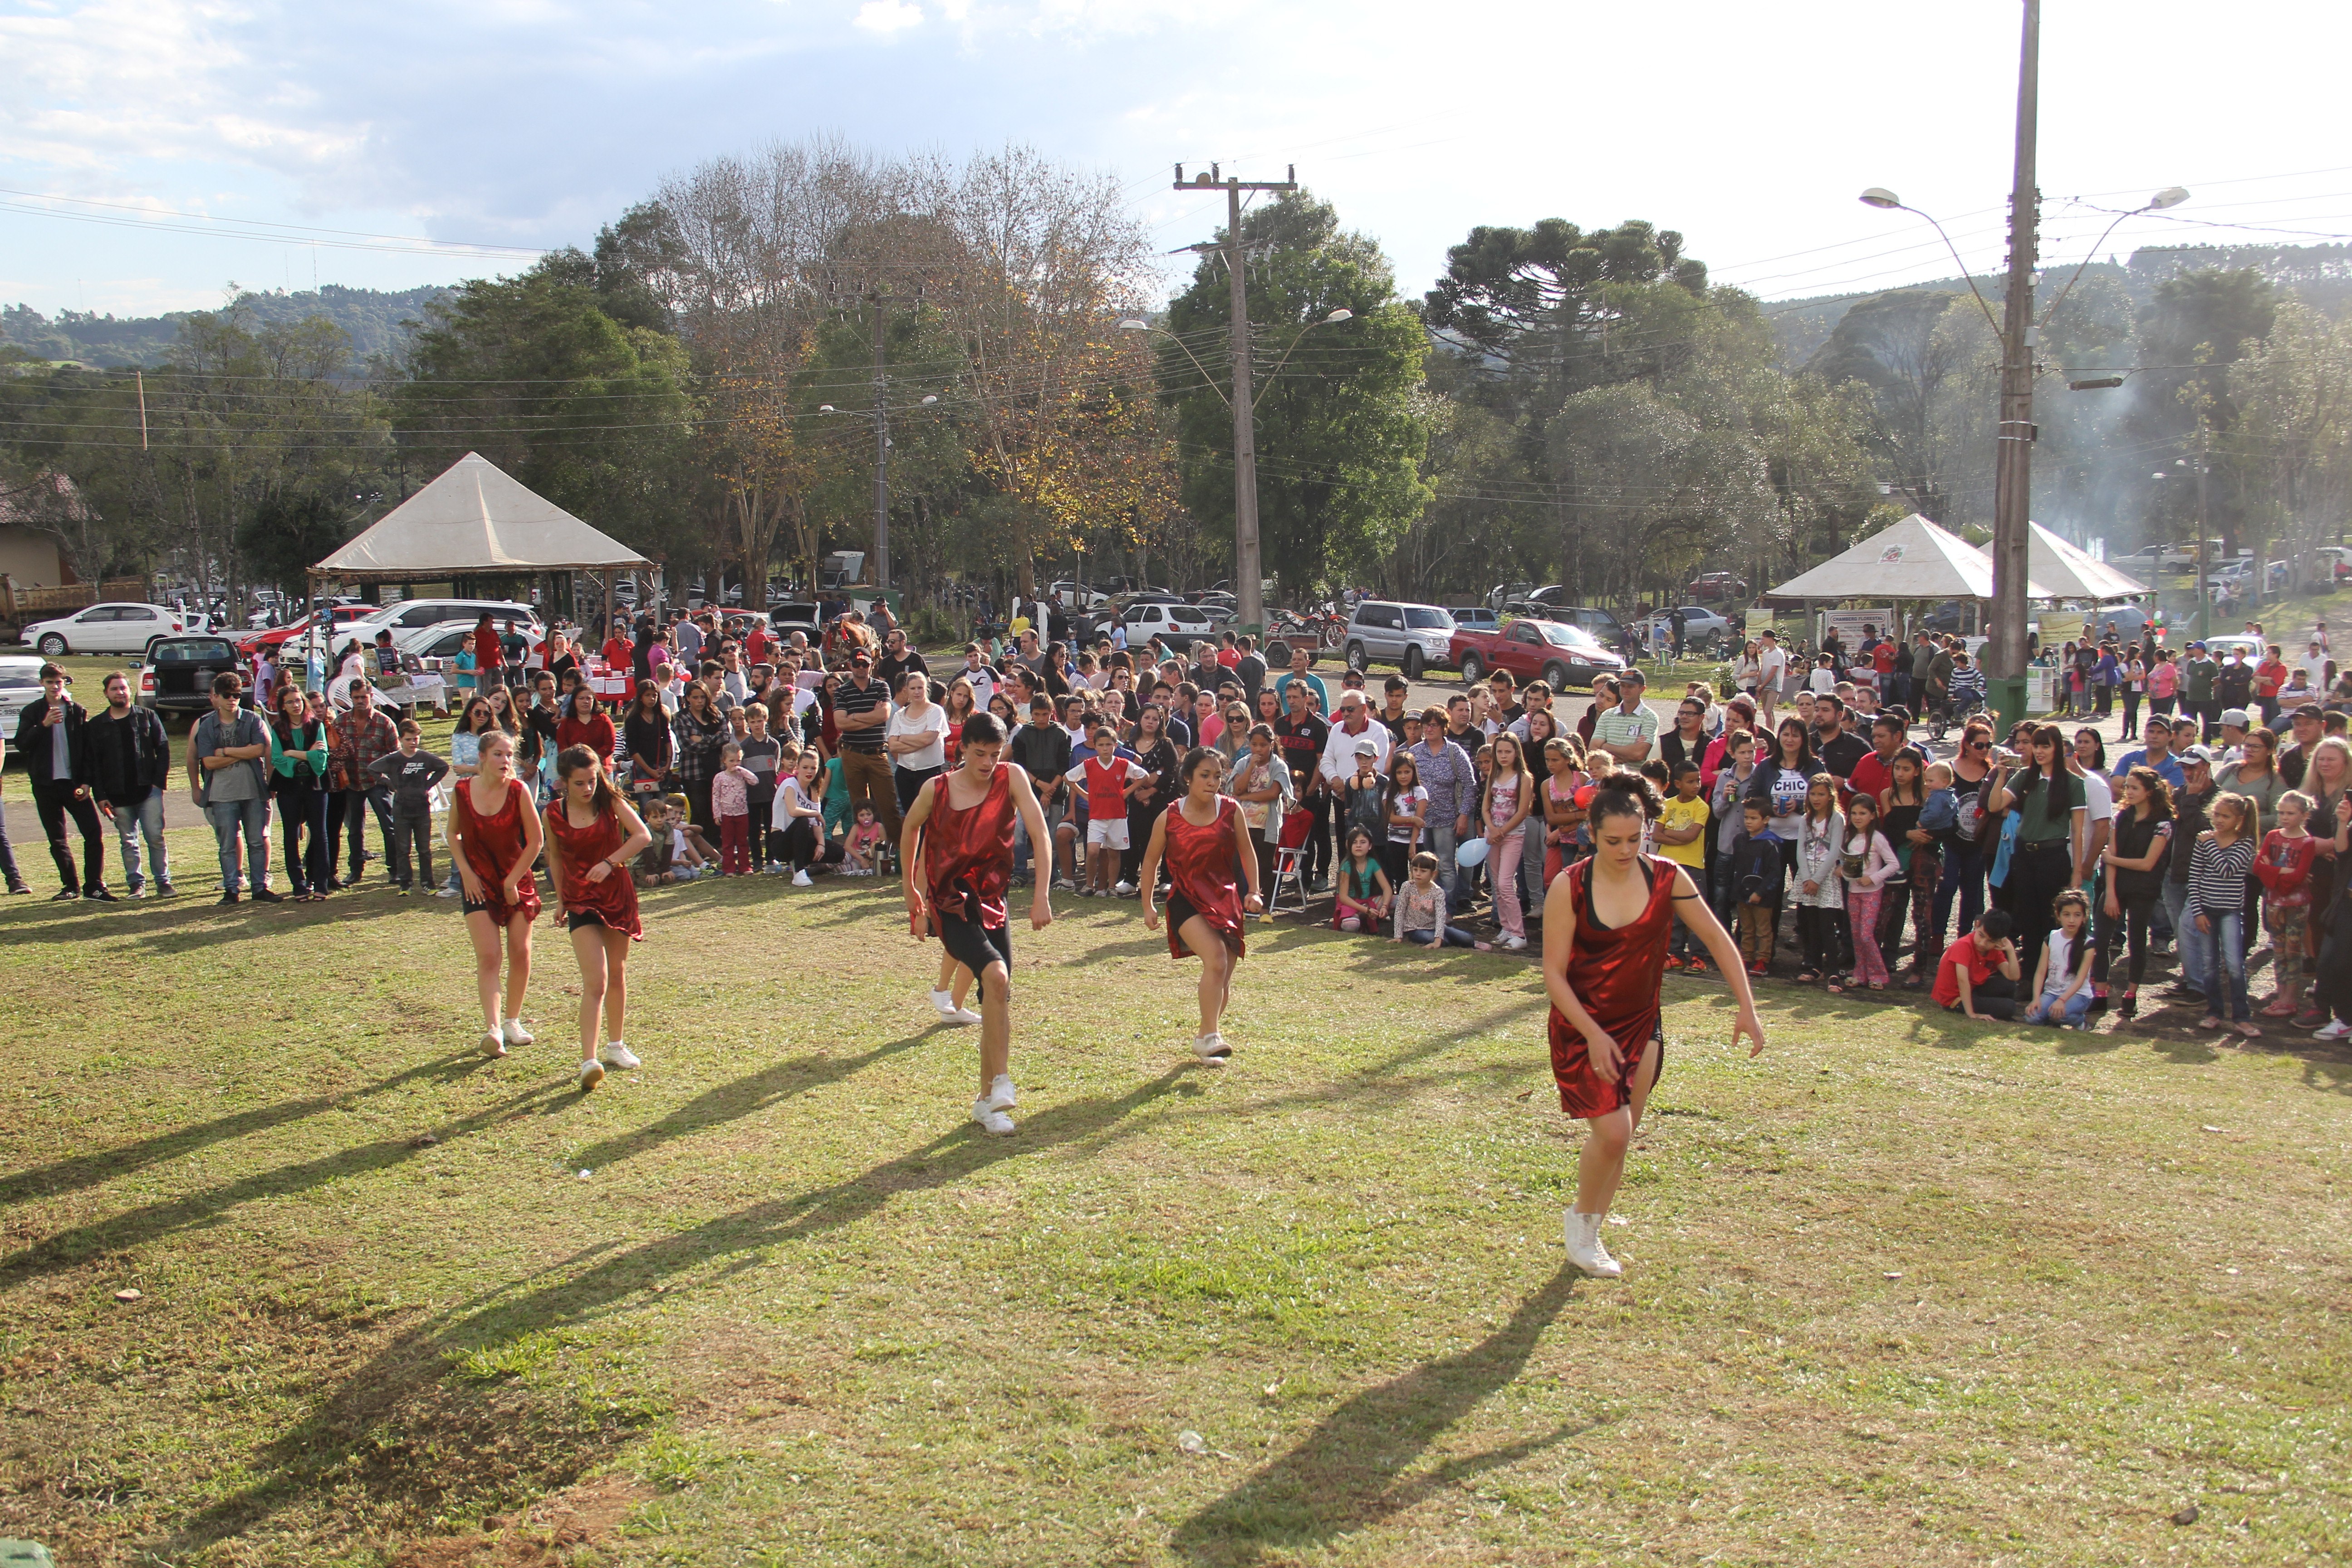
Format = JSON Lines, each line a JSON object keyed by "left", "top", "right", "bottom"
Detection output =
{"left": 328, "top": 686, "right": 401, "bottom": 887}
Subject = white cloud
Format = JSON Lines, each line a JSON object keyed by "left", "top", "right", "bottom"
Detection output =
{"left": 853, "top": 0, "right": 922, "bottom": 33}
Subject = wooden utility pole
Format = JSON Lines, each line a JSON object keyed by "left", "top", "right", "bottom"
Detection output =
{"left": 871, "top": 291, "right": 891, "bottom": 593}
{"left": 1174, "top": 162, "right": 1297, "bottom": 638}
{"left": 1986, "top": 0, "right": 2040, "bottom": 732}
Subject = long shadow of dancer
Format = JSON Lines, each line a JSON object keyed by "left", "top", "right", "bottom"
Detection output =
{"left": 1172, "top": 1267, "right": 1588, "bottom": 1565}
{"left": 176, "top": 1069, "right": 1198, "bottom": 1547}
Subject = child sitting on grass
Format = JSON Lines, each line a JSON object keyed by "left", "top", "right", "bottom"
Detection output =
{"left": 633, "top": 797, "right": 706, "bottom": 886}
{"left": 1392, "top": 850, "right": 1491, "bottom": 951}
{"left": 842, "top": 804, "right": 887, "bottom": 875}
{"left": 1333, "top": 826, "right": 1392, "bottom": 932}
{"left": 2022, "top": 888, "right": 2096, "bottom": 1027}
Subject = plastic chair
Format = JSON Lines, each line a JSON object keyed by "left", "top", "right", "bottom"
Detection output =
{"left": 1267, "top": 804, "right": 1313, "bottom": 917}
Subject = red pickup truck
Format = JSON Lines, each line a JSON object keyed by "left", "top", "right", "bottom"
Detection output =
{"left": 1449, "top": 618, "right": 1627, "bottom": 691}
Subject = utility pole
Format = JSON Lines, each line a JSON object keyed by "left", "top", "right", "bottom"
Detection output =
{"left": 871, "top": 291, "right": 891, "bottom": 593}
{"left": 1174, "top": 162, "right": 1297, "bottom": 638}
{"left": 2195, "top": 422, "right": 2212, "bottom": 642}
{"left": 1986, "top": 0, "right": 2039, "bottom": 734}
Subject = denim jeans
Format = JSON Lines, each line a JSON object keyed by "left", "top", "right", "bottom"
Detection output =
{"left": 1403, "top": 924, "right": 1480, "bottom": 948}
{"left": 2160, "top": 879, "right": 2207, "bottom": 997}
{"left": 1932, "top": 841, "right": 1985, "bottom": 954}
{"left": 108, "top": 787, "right": 170, "bottom": 888}
{"left": 2024, "top": 987, "right": 2092, "bottom": 1026}
{"left": 2187, "top": 906, "right": 2250, "bottom": 1022}
{"left": 1426, "top": 814, "right": 1461, "bottom": 913}
{"left": 206, "top": 795, "right": 270, "bottom": 893}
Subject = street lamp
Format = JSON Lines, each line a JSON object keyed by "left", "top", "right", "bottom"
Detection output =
{"left": 1120, "top": 307, "right": 1355, "bottom": 627}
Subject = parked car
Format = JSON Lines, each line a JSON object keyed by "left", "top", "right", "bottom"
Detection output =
{"left": 0, "top": 655, "right": 43, "bottom": 750}
{"left": 238, "top": 603, "right": 378, "bottom": 658}
{"left": 1341, "top": 600, "right": 1457, "bottom": 678}
{"left": 1447, "top": 605, "right": 1500, "bottom": 633}
{"left": 1686, "top": 571, "right": 1749, "bottom": 601}
{"left": 1120, "top": 599, "right": 1217, "bottom": 644}
{"left": 2212, "top": 556, "right": 2289, "bottom": 594}
{"left": 1451, "top": 617, "right": 1625, "bottom": 691}
{"left": 1503, "top": 601, "right": 1627, "bottom": 649}
{"left": 20, "top": 601, "right": 190, "bottom": 656}
{"left": 1485, "top": 581, "right": 1541, "bottom": 611}
{"left": 136, "top": 636, "right": 249, "bottom": 727}
{"left": 1631, "top": 606, "right": 1735, "bottom": 647}
{"left": 2200, "top": 633, "right": 2266, "bottom": 668}
{"left": 347, "top": 598, "right": 540, "bottom": 642}
{"left": 1048, "top": 580, "right": 1112, "bottom": 610}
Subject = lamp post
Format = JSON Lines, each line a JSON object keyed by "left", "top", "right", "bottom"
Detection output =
{"left": 1119, "top": 307, "right": 1352, "bottom": 623}
{"left": 817, "top": 391, "right": 941, "bottom": 600}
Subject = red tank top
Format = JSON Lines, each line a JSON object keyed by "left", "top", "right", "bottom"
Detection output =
{"left": 924, "top": 763, "right": 1015, "bottom": 928}
{"left": 544, "top": 799, "right": 643, "bottom": 939}
{"left": 1557, "top": 855, "right": 1677, "bottom": 1047}
{"left": 454, "top": 777, "right": 542, "bottom": 922}
{"left": 1163, "top": 793, "right": 1247, "bottom": 959}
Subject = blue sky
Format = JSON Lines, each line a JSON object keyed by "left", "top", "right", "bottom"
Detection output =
{"left": 4, "top": 0, "right": 2349, "bottom": 319}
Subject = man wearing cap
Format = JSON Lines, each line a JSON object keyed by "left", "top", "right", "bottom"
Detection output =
{"left": 834, "top": 649, "right": 899, "bottom": 845}
{"left": 2181, "top": 642, "right": 2220, "bottom": 742}
{"left": 1319, "top": 689, "right": 1393, "bottom": 804}
{"left": 2213, "top": 708, "right": 2254, "bottom": 769}
{"left": 2112, "top": 715, "right": 2186, "bottom": 794}
{"left": 2278, "top": 704, "right": 2327, "bottom": 789}
{"left": 2160, "top": 745, "right": 2220, "bottom": 1004}
{"left": 1595, "top": 667, "right": 1659, "bottom": 765}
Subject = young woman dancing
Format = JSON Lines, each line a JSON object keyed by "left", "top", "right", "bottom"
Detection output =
{"left": 1139, "top": 747, "right": 1264, "bottom": 1064}
{"left": 1544, "top": 780, "right": 1765, "bottom": 1278}
{"left": 901, "top": 711, "right": 1056, "bottom": 1134}
{"left": 542, "top": 745, "right": 654, "bottom": 1090}
{"left": 447, "top": 730, "right": 544, "bottom": 1058}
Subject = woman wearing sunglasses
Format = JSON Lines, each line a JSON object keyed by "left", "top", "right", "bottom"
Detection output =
{"left": 1933, "top": 720, "right": 1999, "bottom": 948}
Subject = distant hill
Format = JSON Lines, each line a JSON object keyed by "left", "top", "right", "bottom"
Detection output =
{"left": 1765, "top": 242, "right": 2352, "bottom": 366}
{"left": 0, "top": 284, "right": 452, "bottom": 368}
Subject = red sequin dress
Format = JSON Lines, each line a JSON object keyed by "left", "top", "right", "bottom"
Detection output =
{"left": 543, "top": 800, "right": 643, "bottom": 939}
{"left": 922, "top": 763, "right": 1015, "bottom": 932}
{"left": 1546, "top": 855, "right": 1676, "bottom": 1117}
{"left": 454, "top": 778, "right": 543, "bottom": 925}
{"left": 1161, "top": 794, "right": 1247, "bottom": 962}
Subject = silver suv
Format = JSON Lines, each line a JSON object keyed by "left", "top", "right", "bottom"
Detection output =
{"left": 1343, "top": 600, "right": 1455, "bottom": 679}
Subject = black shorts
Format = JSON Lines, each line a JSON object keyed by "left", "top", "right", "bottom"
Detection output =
{"left": 568, "top": 909, "right": 619, "bottom": 932}
{"left": 1166, "top": 889, "right": 1199, "bottom": 931}
{"left": 936, "top": 911, "right": 1012, "bottom": 1000}
{"left": 461, "top": 894, "right": 497, "bottom": 918}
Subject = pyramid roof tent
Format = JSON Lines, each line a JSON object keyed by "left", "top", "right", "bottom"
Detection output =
{"left": 313, "top": 453, "right": 651, "bottom": 582}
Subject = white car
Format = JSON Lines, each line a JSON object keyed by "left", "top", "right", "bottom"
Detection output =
{"left": 1120, "top": 600, "right": 1217, "bottom": 643}
{"left": 1630, "top": 606, "right": 1735, "bottom": 646}
{"left": 346, "top": 598, "right": 541, "bottom": 641}
{"left": 22, "top": 601, "right": 190, "bottom": 656}
{"left": 0, "top": 655, "right": 45, "bottom": 750}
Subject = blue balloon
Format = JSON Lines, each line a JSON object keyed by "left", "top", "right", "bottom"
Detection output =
{"left": 1452, "top": 836, "right": 1490, "bottom": 868}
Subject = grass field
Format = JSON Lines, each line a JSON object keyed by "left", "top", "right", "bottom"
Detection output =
{"left": 2, "top": 804, "right": 2348, "bottom": 1568}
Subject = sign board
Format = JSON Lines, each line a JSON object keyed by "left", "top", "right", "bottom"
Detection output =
{"left": 2029, "top": 666, "right": 2056, "bottom": 715}
{"left": 1744, "top": 609, "right": 1774, "bottom": 633}
{"left": 1823, "top": 608, "right": 1896, "bottom": 650}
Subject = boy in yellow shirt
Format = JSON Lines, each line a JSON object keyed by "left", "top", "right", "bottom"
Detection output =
{"left": 1657, "top": 761, "right": 1712, "bottom": 972}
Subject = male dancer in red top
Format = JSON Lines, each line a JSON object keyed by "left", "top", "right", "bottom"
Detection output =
{"left": 902, "top": 711, "right": 1055, "bottom": 1134}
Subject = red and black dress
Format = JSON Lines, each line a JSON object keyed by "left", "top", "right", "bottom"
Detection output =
{"left": 1546, "top": 854, "right": 1677, "bottom": 1118}
{"left": 544, "top": 800, "right": 644, "bottom": 939}
{"left": 1161, "top": 794, "right": 1248, "bottom": 963}
{"left": 921, "top": 763, "right": 1017, "bottom": 992}
{"left": 454, "top": 778, "right": 543, "bottom": 925}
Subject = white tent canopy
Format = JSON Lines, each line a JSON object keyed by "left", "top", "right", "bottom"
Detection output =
{"left": 1766, "top": 513, "right": 2053, "bottom": 602}
{"left": 1996, "top": 521, "right": 2149, "bottom": 601}
{"left": 312, "top": 452, "right": 652, "bottom": 583}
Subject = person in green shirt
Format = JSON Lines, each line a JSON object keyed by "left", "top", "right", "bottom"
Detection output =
{"left": 1986, "top": 723, "right": 2087, "bottom": 970}
{"left": 2181, "top": 643, "right": 2220, "bottom": 743}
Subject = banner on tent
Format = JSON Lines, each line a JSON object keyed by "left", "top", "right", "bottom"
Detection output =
{"left": 1823, "top": 608, "right": 1896, "bottom": 649}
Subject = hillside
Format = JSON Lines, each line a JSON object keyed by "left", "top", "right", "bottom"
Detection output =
{"left": 0, "top": 283, "right": 451, "bottom": 368}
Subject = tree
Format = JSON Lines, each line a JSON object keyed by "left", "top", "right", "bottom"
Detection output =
{"left": 2228, "top": 299, "right": 2352, "bottom": 590}
{"left": 1161, "top": 190, "right": 1429, "bottom": 601}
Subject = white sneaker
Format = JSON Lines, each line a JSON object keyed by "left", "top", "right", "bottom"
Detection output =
{"left": 946, "top": 1004, "right": 983, "bottom": 1026}
{"left": 1191, "top": 1032, "right": 1232, "bottom": 1065}
{"left": 502, "top": 1017, "right": 534, "bottom": 1046}
{"left": 1563, "top": 1210, "right": 1622, "bottom": 1278}
{"left": 2314, "top": 1019, "right": 2352, "bottom": 1041}
{"left": 1500, "top": 934, "right": 1529, "bottom": 951}
{"left": 598, "top": 1041, "right": 641, "bottom": 1070}
{"left": 792, "top": 869, "right": 813, "bottom": 887}
{"left": 577, "top": 1058, "right": 606, "bottom": 1091}
{"left": 970, "top": 1098, "right": 1016, "bottom": 1135}
{"left": 434, "top": 886, "right": 459, "bottom": 899}
{"left": 479, "top": 1030, "right": 508, "bottom": 1058}
{"left": 1114, "top": 881, "right": 1136, "bottom": 896}
{"left": 982, "top": 1073, "right": 1016, "bottom": 1111}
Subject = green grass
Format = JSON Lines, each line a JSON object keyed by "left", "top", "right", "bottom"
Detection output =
{"left": 2, "top": 656, "right": 2349, "bottom": 1565}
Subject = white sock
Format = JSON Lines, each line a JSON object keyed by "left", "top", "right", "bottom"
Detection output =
{"left": 505, "top": 1017, "right": 523, "bottom": 1029}
{"left": 607, "top": 1039, "right": 624, "bottom": 1052}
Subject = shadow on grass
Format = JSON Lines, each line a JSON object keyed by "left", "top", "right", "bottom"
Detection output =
{"left": 0, "top": 1052, "right": 486, "bottom": 1211}
{"left": 173, "top": 1067, "right": 1200, "bottom": 1548}
{"left": 1171, "top": 1266, "right": 1590, "bottom": 1565}
{"left": 563, "top": 1032, "right": 933, "bottom": 1171}
{"left": 0, "top": 1072, "right": 563, "bottom": 1286}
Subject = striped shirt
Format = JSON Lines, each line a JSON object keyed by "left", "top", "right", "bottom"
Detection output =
{"left": 2187, "top": 831, "right": 2256, "bottom": 913}
{"left": 1594, "top": 704, "right": 1658, "bottom": 753}
{"left": 832, "top": 674, "right": 892, "bottom": 752}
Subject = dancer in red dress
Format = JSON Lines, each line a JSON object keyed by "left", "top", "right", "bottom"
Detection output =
{"left": 446, "top": 730, "right": 544, "bottom": 1058}
{"left": 1544, "top": 779, "right": 1764, "bottom": 1277}
{"left": 901, "top": 711, "right": 1055, "bottom": 1134}
{"left": 542, "top": 746, "right": 654, "bottom": 1091}
{"left": 1139, "top": 747, "right": 1263, "bottom": 1064}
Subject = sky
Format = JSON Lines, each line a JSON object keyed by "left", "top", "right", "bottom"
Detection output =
{"left": 4, "top": 0, "right": 2351, "bottom": 321}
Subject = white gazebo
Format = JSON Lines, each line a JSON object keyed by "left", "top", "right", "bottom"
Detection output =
{"left": 1994, "top": 522, "right": 2150, "bottom": 602}
{"left": 1766, "top": 512, "right": 2053, "bottom": 603}
{"left": 312, "top": 452, "right": 652, "bottom": 589}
